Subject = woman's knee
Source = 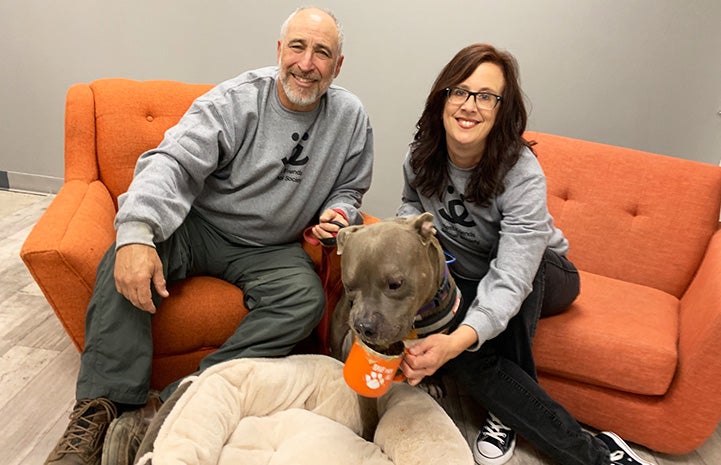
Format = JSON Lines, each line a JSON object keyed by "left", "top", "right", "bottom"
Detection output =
{"left": 540, "top": 250, "right": 580, "bottom": 317}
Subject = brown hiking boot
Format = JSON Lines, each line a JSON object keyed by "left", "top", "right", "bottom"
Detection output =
{"left": 45, "top": 398, "right": 118, "bottom": 465}
{"left": 101, "top": 392, "right": 162, "bottom": 465}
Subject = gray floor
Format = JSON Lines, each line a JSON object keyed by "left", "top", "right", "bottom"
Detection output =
{"left": 0, "top": 189, "right": 719, "bottom": 465}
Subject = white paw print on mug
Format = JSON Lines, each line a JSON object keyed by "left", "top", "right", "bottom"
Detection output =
{"left": 364, "top": 365, "right": 392, "bottom": 389}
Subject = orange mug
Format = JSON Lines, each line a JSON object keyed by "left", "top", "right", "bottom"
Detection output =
{"left": 343, "top": 336, "right": 406, "bottom": 397}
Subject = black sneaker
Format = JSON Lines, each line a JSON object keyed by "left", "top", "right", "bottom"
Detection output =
{"left": 45, "top": 398, "right": 118, "bottom": 465}
{"left": 473, "top": 412, "right": 516, "bottom": 465}
{"left": 596, "top": 431, "right": 653, "bottom": 465}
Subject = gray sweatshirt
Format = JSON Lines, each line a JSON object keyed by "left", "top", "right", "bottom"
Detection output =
{"left": 115, "top": 66, "right": 373, "bottom": 248}
{"left": 397, "top": 148, "right": 568, "bottom": 350}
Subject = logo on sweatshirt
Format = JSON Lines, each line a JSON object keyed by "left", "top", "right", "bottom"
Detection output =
{"left": 439, "top": 186, "right": 476, "bottom": 227}
{"left": 282, "top": 132, "right": 310, "bottom": 166}
{"left": 278, "top": 132, "right": 309, "bottom": 183}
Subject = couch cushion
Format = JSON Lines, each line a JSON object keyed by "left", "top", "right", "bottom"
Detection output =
{"left": 534, "top": 270, "right": 678, "bottom": 396}
{"left": 151, "top": 276, "right": 248, "bottom": 355}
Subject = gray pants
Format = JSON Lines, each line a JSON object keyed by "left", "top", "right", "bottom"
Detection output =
{"left": 76, "top": 209, "right": 325, "bottom": 405}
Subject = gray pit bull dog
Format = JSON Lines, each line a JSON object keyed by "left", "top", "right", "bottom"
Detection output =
{"left": 135, "top": 214, "right": 464, "bottom": 455}
{"left": 330, "top": 212, "right": 462, "bottom": 362}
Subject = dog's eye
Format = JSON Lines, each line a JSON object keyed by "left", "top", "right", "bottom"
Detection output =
{"left": 388, "top": 279, "right": 403, "bottom": 291}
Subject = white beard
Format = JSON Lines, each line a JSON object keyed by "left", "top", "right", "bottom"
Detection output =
{"left": 280, "top": 76, "right": 321, "bottom": 108}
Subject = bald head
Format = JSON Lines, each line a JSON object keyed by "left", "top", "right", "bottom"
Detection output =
{"left": 276, "top": 6, "right": 345, "bottom": 111}
{"left": 280, "top": 7, "right": 344, "bottom": 55}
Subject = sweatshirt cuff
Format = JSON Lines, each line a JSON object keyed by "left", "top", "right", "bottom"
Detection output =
{"left": 115, "top": 221, "right": 156, "bottom": 250}
{"left": 396, "top": 205, "right": 423, "bottom": 218}
{"left": 461, "top": 310, "right": 498, "bottom": 352}
{"left": 328, "top": 204, "right": 361, "bottom": 226}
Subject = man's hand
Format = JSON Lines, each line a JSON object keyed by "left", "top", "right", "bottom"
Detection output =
{"left": 400, "top": 325, "right": 477, "bottom": 386}
{"left": 114, "top": 244, "right": 169, "bottom": 314}
{"left": 311, "top": 208, "right": 348, "bottom": 242}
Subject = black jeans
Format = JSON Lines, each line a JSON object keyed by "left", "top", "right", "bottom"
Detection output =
{"left": 445, "top": 249, "right": 612, "bottom": 465}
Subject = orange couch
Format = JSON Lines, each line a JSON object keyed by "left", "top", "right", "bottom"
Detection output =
{"left": 19, "top": 78, "right": 356, "bottom": 392}
{"left": 20, "top": 79, "right": 721, "bottom": 455}
{"left": 528, "top": 131, "right": 721, "bottom": 454}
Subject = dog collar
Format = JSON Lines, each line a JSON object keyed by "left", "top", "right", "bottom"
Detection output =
{"left": 413, "top": 265, "right": 462, "bottom": 337}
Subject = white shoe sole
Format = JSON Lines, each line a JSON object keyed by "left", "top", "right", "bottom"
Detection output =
{"left": 472, "top": 435, "right": 516, "bottom": 465}
{"left": 599, "top": 431, "right": 652, "bottom": 465}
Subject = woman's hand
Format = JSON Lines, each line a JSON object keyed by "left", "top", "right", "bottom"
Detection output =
{"left": 401, "top": 325, "right": 478, "bottom": 385}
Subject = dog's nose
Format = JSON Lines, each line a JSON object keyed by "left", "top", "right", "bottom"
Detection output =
{"left": 354, "top": 319, "right": 379, "bottom": 340}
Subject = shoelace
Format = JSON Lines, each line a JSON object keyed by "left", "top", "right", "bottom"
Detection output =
{"left": 481, "top": 413, "right": 512, "bottom": 443}
{"left": 609, "top": 450, "right": 627, "bottom": 463}
{"left": 57, "top": 399, "right": 117, "bottom": 456}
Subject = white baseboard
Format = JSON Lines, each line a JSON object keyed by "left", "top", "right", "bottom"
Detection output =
{"left": 0, "top": 171, "right": 62, "bottom": 194}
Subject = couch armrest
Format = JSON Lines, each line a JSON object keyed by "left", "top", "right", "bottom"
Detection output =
{"left": 673, "top": 227, "right": 721, "bottom": 434}
{"left": 20, "top": 180, "right": 117, "bottom": 350}
{"left": 64, "top": 83, "right": 98, "bottom": 183}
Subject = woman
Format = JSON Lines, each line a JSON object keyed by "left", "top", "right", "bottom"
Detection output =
{"left": 397, "top": 43, "right": 650, "bottom": 465}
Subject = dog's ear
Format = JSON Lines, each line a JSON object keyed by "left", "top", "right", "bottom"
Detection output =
{"left": 411, "top": 212, "right": 436, "bottom": 245}
{"left": 336, "top": 225, "right": 365, "bottom": 255}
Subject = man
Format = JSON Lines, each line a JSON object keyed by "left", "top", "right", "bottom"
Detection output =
{"left": 46, "top": 7, "right": 373, "bottom": 465}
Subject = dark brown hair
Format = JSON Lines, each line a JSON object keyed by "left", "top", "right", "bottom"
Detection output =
{"left": 409, "top": 43, "right": 534, "bottom": 206}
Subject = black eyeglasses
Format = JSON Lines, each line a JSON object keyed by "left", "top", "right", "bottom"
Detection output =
{"left": 445, "top": 86, "right": 502, "bottom": 110}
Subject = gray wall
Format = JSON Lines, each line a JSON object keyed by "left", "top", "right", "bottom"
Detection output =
{"left": 2, "top": 0, "right": 720, "bottom": 217}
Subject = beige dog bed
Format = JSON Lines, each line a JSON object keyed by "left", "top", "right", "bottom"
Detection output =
{"left": 135, "top": 354, "right": 472, "bottom": 465}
